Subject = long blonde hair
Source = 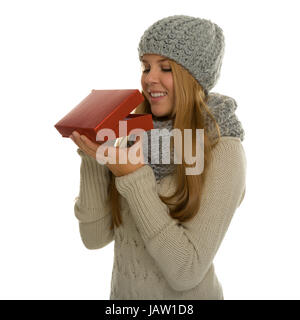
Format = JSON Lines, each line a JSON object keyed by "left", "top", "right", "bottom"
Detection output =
{"left": 107, "top": 58, "right": 221, "bottom": 230}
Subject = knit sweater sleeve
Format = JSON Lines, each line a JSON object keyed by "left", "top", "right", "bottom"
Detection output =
{"left": 114, "top": 137, "right": 246, "bottom": 291}
{"left": 74, "top": 148, "right": 114, "bottom": 249}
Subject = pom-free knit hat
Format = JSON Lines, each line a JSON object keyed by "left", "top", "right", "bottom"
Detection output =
{"left": 138, "top": 15, "right": 225, "bottom": 93}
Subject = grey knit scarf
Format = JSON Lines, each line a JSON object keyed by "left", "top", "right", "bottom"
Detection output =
{"left": 126, "top": 92, "right": 245, "bottom": 182}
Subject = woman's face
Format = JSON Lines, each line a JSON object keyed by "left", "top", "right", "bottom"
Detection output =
{"left": 141, "top": 54, "right": 174, "bottom": 118}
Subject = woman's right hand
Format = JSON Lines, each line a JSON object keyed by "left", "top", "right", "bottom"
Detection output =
{"left": 69, "top": 131, "right": 105, "bottom": 160}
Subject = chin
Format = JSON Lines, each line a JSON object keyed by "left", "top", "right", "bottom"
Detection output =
{"left": 151, "top": 107, "right": 168, "bottom": 116}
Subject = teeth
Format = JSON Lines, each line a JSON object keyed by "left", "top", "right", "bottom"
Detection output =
{"left": 150, "top": 92, "right": 167, "bottom": 97}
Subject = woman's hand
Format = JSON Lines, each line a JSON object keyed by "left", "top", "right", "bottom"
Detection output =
{"left": 69, "top": 131, "right": 145, "bottom": 177}
{"left": 69, "top": 131, "right": 103, "bottom": 159}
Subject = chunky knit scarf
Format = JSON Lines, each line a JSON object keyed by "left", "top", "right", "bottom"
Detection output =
{"left": 126, "top": 92, "right": 245, "bottom": 182}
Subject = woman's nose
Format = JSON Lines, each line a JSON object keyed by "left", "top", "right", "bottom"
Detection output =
{"left": 144, "top": 69, "right": 159, "bottom": 84}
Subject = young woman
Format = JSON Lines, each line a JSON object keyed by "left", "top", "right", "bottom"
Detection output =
{"left": 69, "top": 15, "right": 247, "bottom": 300}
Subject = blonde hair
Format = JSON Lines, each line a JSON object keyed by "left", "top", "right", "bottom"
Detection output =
{"left": 107, "top": 58, "right": 221, "bottom": 230}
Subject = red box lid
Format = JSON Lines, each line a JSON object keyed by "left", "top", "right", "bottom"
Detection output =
{"left": 54, "top": 89, "right": 153, "bottom": 144}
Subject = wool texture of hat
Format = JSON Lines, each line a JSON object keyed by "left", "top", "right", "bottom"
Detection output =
{"left": 138, "top": 14, "right": 225, "bottom": 93}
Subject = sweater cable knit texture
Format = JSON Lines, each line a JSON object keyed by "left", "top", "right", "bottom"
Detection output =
{"left": 73, "top": 93, "right": 247, "bottom": 299}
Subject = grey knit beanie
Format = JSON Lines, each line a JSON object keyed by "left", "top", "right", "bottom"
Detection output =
{"left": 138, "top": 15, "right": 225, "bottom": 93}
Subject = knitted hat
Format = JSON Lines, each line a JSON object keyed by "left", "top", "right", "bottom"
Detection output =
{"left": 138, "top": 15, "right": 225, "bottom": 93}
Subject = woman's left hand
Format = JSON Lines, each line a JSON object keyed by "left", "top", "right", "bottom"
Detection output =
{"left": 70, "top": 131, "right": 145, "bottom": 177}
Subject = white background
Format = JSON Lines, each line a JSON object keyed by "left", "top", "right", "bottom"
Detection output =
{"left": 1, "top": 0, "right": 299, "bottom": 300}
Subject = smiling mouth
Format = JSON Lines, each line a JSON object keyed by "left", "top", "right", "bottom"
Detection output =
{"left": 150, "top": 95, "right": 167, "bottom": 102}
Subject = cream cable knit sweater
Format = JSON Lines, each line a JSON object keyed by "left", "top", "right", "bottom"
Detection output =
{"left": 74, "top": 135, "right": 247, "bottom": 300}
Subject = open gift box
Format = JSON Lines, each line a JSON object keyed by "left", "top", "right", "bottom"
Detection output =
{"left": 54, "top": 89, "right": 153, "bottom": 144}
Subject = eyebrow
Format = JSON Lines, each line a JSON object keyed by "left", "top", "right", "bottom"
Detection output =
{"left": 141, "top": 58, "right": 169, "bottom": 63}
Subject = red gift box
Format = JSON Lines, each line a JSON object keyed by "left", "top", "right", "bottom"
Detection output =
{"left": 54, "top": 89, "right": 153, "bottom": 144}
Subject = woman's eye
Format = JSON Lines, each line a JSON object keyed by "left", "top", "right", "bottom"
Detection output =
{"left": 142, "top": 68, "right": 172, "bottom": 73}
